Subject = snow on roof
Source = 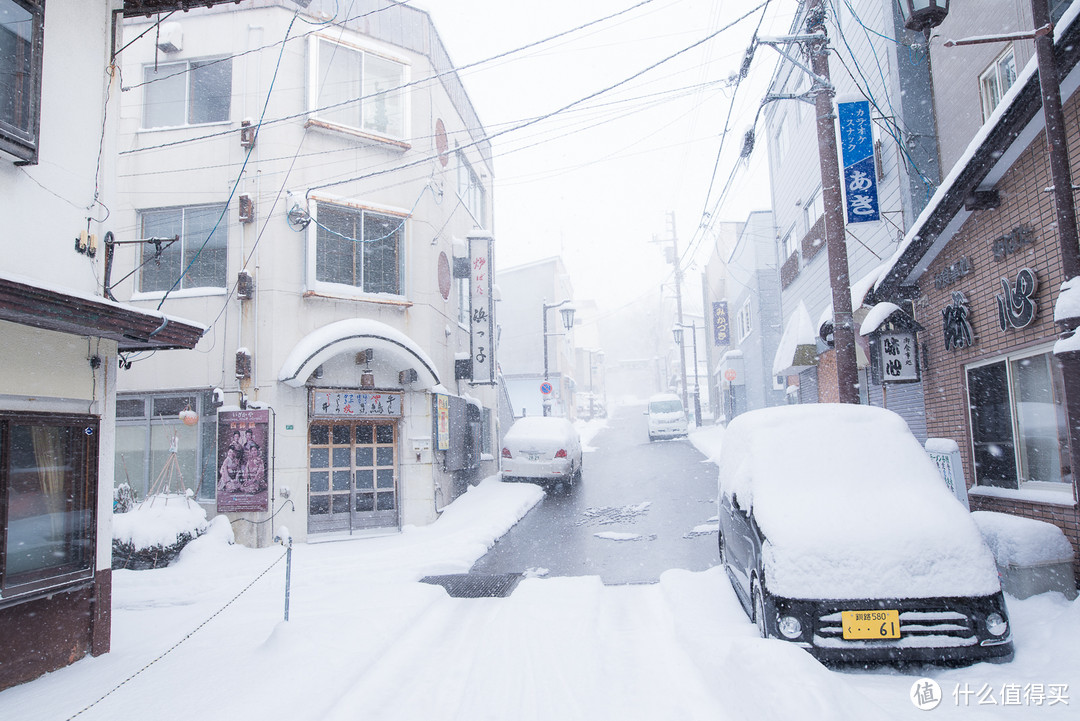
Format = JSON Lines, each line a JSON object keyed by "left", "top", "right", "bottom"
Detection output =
{"left": 718, "top": 404, "right": 1000, "bottom": 599}
{"left": 875, "top": 2, "right": 1080, "bottom": 292}
{"left": 278, "top": 319, "right": 440, "bottom": 388}
{"left": 0, "top": 270, "right": 206, "bottom": 331}
{"left": 772, "top": 301, "right": 816, "bottom": 376}
{"left": 859, "top": 302, "right": 901, "bottom": 336}
{"left": 1054, "top": 277, "right": 1080, "bottom": 321}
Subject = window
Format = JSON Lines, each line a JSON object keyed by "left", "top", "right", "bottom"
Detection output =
{"left": 115, "top": 391, "right": 217, "bottom": 501}
{"left": 979, "top": 48, "right": 1017, "bottom": 121}
{"left": 456, "top": 275, "right": 469, "bottom": 325}
{"left": 780, "top": 225, "right": 797, "bottom": 260}
{"left": 311, "top": 38, "right": 406, "bottom": 139}
{"left": 772, "top": 115, "right": 789, "bottom": 169}
{"left": 966, "top": 350, "right": 1072, "bottom": 491}
{"left": 736, "top": 300, "right": 753, "bottom": 341}
{"left": 803, "top": 188, "right": 824, "bottom": 236}
{"left": 1, "top": 412, "right": 97, "bottom": 605}
{"left": 143, "top": 58, "right": 232, "bottom": 128}
{"left": 314, "top": 202, "right": 404, "bottom": 294}
{"left": 139, "top": 205, "right": 228, "bottom": 293}
{"left": 0, "top": 0, "right": 43, "bottom": 163}
{"left": 457, "top": 152, "right": 486, "bottom": 227}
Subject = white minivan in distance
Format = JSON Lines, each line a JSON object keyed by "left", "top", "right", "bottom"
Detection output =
{"left": 645, "top": 393, "right": 689, "bottom": 441}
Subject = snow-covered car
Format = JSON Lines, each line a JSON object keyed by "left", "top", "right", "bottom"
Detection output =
{"left": 501, "top": 416, "right": 582, "bottom": 486}
{"left": 716, "top": 404, "right": 1013, "bottom": 666}
{"left": 645, "top": 393, "right": 688, "bottom": 441}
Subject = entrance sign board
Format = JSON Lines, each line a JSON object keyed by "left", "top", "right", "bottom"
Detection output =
{"left": 469, "top": 233, "right": 495, "bottom": 385}
{"left": 311, "top": 389, "right": 403, "bottom": 418}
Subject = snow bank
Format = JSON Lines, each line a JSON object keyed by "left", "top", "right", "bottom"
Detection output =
{"left": 717, "top": 405, "right": 1000, "bottom": 599}
{"left": 972, "top": 511, "right": 1075, "bottom": 566}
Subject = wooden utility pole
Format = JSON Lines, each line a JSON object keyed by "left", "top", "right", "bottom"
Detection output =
{"left": 807, "top": 0, "right": 860, "bottom": 404}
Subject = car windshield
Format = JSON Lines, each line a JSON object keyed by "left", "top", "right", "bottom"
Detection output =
{"left": 649, "top": 400, "right": 682, "bottom": 413}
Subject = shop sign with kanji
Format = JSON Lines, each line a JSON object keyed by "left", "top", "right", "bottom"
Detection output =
{"left": 311, "top": 389, "right": 403, "bottom": 418}
{"left": 837, "top": 99, "right": 880, "bottom": 224}
{"left": 468, "top": 233, "right": 496, "bottom": 384}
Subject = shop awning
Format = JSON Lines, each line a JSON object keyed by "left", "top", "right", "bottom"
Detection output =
{"left": 278, "top": 319, "right": 440, "bottom": 389}
{"left": 0, "top": 273, "right": 205, "bottom": 351}
{"left": 772, "top": 302, "right": 818, "bottom": 377}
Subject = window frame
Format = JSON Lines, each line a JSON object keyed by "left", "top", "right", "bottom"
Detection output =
{"left": 135, "top": 203, "right": 230, "bottom": 297}
{"left": 457, "top": 151, "right": 487, "bottom": 228}
{"left": 0, "top": 411, "right": 98, "bottom": 607}
{"left": 307, "top": 198, "right": 408, "bottom": 299}
{"left": 736, "top": 299, "right": 753, "bottom": 341}
{"left": 979, "top": 47, "right": 1017, "bottom": 122}
{"left": 965, "top": 345, "right": 1073, "bottom": 493}
{"left": 140, "top": 56, "right": 233, "bottom": 130}
{"left": 114, "top": 390, "right": 218, "bottom": 502}
{"left": 307, "top": 35, "right": 409, "bottom": 143}
{"left": 0, "top": 0, "right": 44, "bottom": 164}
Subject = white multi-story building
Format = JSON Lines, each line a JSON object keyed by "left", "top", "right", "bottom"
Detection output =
{"left": 109, "top": 0, "right": 498, "bottom": 546}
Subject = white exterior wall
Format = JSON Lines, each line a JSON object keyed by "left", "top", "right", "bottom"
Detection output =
{"left": 111, "top": 2, "right": 496, "bottom": 544}
{"left": 0, "top": 0, "right": 125, "bottom": 576}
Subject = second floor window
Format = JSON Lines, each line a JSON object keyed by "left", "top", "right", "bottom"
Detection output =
{"left": 736, "top": 300, "right": 753, "bottom": 341}
{"left": 139, "top": 205, "right": 228, "bottom": 293}
{"left": 457, "top": 152, "right": 486, "bottom": 226}
{"left": 0, "top": 0, "right": 43, "bottom": 163}
{"left": 979, "top": 48, "right": 1017, "bottom": 122}
{"left": 315, "top": 202, "right": 404, "bottom": 295}
{"left": 312, "top": 38, "right": 406, "bottom": 139}
{"left": 143, "top": 58, "right": 232, "bottom": 128}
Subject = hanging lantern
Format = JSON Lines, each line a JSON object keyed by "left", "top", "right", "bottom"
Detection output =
{"left": 179, "top": 408, "right": 199, "bottom": 426}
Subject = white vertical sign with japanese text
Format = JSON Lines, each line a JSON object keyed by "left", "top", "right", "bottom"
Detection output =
{"left": 468, "top": 233, "right": 495, "bottom": 384}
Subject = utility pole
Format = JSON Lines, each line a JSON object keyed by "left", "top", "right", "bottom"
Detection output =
{"left": 657, "top": 212, "right": 690, "bottom": 413}
{"left": 807, "top": 0, "right": 860, "bottom": 404}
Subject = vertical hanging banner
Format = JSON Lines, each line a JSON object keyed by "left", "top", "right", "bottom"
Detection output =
{"left": 712, "top": 301, "right": 730, "bottom": 346}
{"left": 468, "top": 232, "right": 495, "bottom": 384}
{"left": 837, "top": 99, "right": 879, "bottom": 223}
{"left": 217, "top": 409, "right": 270, "bottom": 513}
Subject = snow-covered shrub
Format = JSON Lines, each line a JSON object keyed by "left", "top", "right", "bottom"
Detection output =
{"left": 112, "top": 494, "right": 209, "bottom": 570}
{"left": 113, "top": 482, "right": 137, "bottom": 514}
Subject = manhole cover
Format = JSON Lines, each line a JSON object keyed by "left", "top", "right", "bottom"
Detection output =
{"left": 420, "top": 573, "right": 523, "bottom": 598}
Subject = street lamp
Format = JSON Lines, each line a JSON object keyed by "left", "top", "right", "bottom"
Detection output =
{"left": 542, "top": 299, "right": 576, "bottom": 416}
{"left": 672, "top": 322, "right": 701, "bottom": 427}
{"left": 896, "top": 0, "right": 950, "bottom": 36}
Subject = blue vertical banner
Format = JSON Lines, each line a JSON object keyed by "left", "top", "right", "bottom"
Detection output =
{"left": 837, "top": 99, "right": 879, "bottom": 223}
{"left": 712, "top": 301, "right": 730, "bottom": 346}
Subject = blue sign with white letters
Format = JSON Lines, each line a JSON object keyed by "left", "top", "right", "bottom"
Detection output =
{"left": 837, "top": 100, "right": 879, "bottom": 223}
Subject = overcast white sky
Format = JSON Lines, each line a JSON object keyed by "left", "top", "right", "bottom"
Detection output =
{"left": 417, "top": 0, "right": 798, "bottom": 312}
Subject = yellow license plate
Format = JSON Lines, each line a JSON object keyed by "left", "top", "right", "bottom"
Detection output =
{"left": 841, "top": 610, "right": 900, "bottom": 640}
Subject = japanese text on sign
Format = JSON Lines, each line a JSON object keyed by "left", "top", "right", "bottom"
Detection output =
{"left": 837, "top": 100, "right": 880, "bottom": 223}
{"left": 878, "top": 331, "right": 918, "bottom": 382}
{"left": 713, "top": 301, "right": 730, "bottom": 346}
{"left": 468, "top": 234, "right": 496, "bottom": 384}
{"left": 311, "top": 389, "right": 402, "bottom": 417}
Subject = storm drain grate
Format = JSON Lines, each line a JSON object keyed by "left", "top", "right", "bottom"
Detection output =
{"left": 420, "top": 572, "right": 523, "bottom": 598}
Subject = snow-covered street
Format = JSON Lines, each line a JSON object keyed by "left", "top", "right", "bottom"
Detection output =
{"left": 0, "top": 424, "right": 1076, "bottom": 720}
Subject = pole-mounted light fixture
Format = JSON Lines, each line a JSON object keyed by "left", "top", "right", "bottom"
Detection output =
{"left": 671, "top": 326, "right": 684, "bottom": 345}
{"left": 559, "top": 305, "right": 576, "bottom": 332}
{"left": 896, "top": 0, "right": 950, "bottom": 35}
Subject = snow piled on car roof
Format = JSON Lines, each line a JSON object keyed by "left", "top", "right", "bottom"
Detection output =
{"left": 717, "top": 404, "right": 999, "bottom": 600}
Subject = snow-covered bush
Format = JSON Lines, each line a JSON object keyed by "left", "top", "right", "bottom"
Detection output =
{"left": 112, "top": 494, "right": 209, "bottom": 570}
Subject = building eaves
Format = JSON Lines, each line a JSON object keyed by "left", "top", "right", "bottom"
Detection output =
{"left": 123, "top": 0, "right": 245, "bottom": 17}
{"left": 874, "top": 5, "right": 1080, "bottom": 299}
{"left": 0, "top": 275, "right": 205, "bottom": 351}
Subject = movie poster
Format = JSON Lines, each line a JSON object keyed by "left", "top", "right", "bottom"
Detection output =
{"left": 217, "top": 409, "right": 270, "bottom": 513}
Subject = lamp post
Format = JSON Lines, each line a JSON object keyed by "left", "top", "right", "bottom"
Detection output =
{"left": 896, "top": 0, "right": 950, "bottom": 37}
{"left": 542, "top": 299, "right": 575, "bottom": 416}
{"left": 673, "top": 322, "right": 701, "bottom": 426}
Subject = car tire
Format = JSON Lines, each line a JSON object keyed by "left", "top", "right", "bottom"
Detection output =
{"left": 752, "top": 576, "right": 768, "bottom": 639}
{"left": 718, "top": 531, "right": 726, "bottom": 565}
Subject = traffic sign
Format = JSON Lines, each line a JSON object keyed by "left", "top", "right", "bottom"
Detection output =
{"left": 540, "top": 382, "right": 553, "bottom": 395}
{"left": 724, "top": 369, "right": 737, "bottom": 382}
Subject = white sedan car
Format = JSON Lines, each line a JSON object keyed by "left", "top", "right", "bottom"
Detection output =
{"left": 500, "top": 416, "right": 582, "bottom": 486}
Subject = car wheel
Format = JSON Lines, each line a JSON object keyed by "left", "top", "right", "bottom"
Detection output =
{"left": 573, "top": 465, "right": 582, "bottom": 484}
{"left": 752, "top": 576, "right": 768, "bottom": 639}
{"left": 718, "top": 531, "right": 726, "bottom": 565}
